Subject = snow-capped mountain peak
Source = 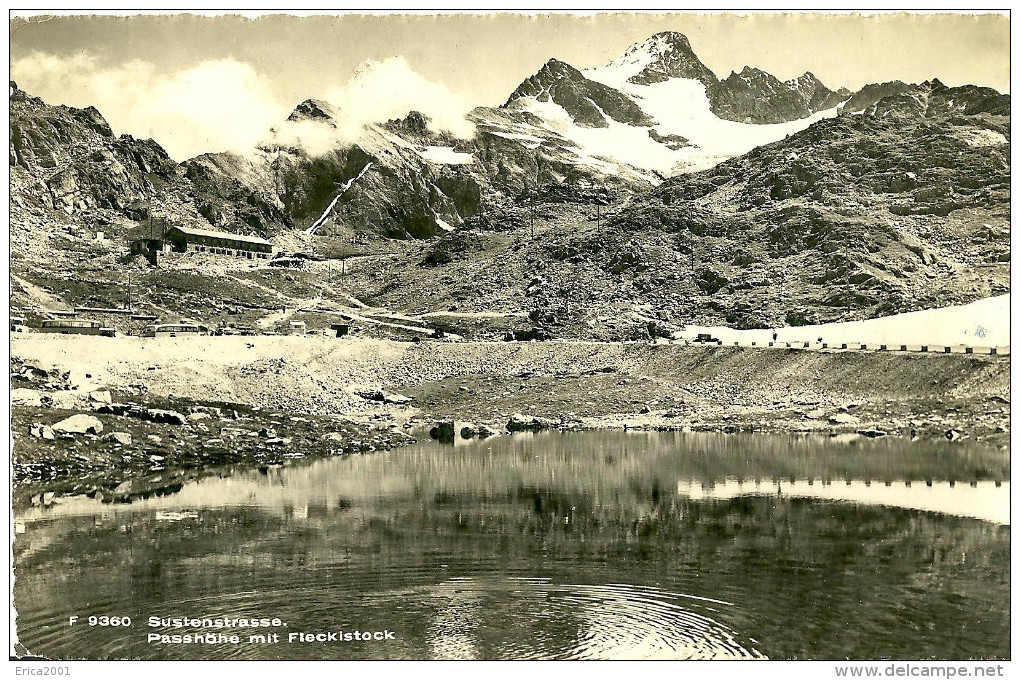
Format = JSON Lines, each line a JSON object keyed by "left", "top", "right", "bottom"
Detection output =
{"left": 592, "top": 31, "right": 717, "bottom": 89}
{"left": 286, "top": 99, "right": 342, "bottom": 125}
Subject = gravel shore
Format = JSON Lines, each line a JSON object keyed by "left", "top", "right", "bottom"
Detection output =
{"left": 11, "top": 335, "right": 1010, "bottom": 497}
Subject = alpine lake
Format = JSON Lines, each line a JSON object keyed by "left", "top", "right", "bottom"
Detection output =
{"left": 13, "top": 429, "right": 1010, "bottom": 660}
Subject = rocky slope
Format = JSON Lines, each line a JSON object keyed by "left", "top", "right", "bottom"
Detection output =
{"left": 710, "top": 67, "right": 851, "bottom": 124}
{"left": 7, "top": 34, "right": 1011, "bottom": 337}
{"left": 839, "top": 78, "right": 1010, "bottom": 117}
{"left": 345, "top": 87, "right": 1009, "bottom": 338}
{"left": 603, "top": 105, "right": 1010, "bottom": 328}
{"left": 505, "top": 58, "right": 654, "bottom": 128}
{"left": 10, "top": 81, "right": 179, "bottom": 217}
{"left": 9, "top": 80, "right": 285, "bottom": 243}
{"left": 492, "top": 31, "right": 853, "bottom": 179}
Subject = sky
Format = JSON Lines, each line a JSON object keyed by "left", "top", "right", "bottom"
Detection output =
{"left": 9, "top": 11, "right": 1010, "bottom": 160}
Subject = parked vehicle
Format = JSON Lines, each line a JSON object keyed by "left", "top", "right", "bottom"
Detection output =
{"left": 38, "top": 319, "right": 116, "bottom": 336}
{"left": 143, "top": 323, "right": 204, "bottom": 338}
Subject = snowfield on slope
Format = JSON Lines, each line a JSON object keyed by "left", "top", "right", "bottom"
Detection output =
{"left": 500, "top": 59, "right": 842, "bottom": 179}
{"left": 679, "top": 294, "right": 1011, "bottom": 348}
{"left": 582, "top": 59, "right": 842, "bottom": 163}
{"left": 415, "top": 145, "right": 474, "bottom": 165}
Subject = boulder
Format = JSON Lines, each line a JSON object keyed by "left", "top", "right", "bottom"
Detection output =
{"left": 51, "top": 414, "right": 104, "bottom": 435}
{"left": 856, "top": 429, "right": 887, "bottom": 438}
{"left": 507, "top": 413, "right": 557, "bottom": 433}
{"left": 20, "top": 365, "right": 50, "bottom": 379}
{"left": 139, "top": 408, "right": 188, "bottom": 425}
{"left": 357, "top": 389, "right": 412, "bottom": 405}
{"left": 429, "top": 421, "right": 456, "bottom": 443}
{"left": 104, "top": 432, "right": 133, "bottom": 446}
{"left": 28, "top": 423, "right": 55, "bottom": 440}
{"left": 49, "top": 392, "right": 85, "bottom": 409}
{"left": 11, "top": 388, "right": 43, "bottom": 407}
{"left": 88, "top": 390, "right": 113, "bottom": 405}
{"left": 95, "top": 403, "right": 132, "bottom": 416}
{"left": 945, "top": 429, "right": 963, "bottom": 441}
{"left": 828, "top": 413, "right": 861, "bottom": 425}
{"left": 461, "top": 423, "right": 499, "bottom": 439}
{"left": 95, "top": 404, "right": 188, "bottom": 425}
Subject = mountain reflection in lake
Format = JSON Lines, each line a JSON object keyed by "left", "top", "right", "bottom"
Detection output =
{"left": 13, "top": 431, "right": 1009, "bottom": 660}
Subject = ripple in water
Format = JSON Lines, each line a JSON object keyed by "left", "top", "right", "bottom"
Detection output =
{"left": 417, "top": 578, "right": 765, "bottom": 660}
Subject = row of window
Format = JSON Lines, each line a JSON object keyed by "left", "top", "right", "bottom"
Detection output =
{"left": 190, "top": 244, "right": 271, "bottom": 258}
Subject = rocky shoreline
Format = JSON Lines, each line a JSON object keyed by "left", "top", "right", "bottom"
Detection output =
{"left": 11, "top": 335, "right": 1010, "bottom": 504}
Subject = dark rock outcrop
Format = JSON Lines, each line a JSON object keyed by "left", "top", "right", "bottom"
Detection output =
{"left": 709, "top": 67, "right": 849, "bottom": 124}
{"left": 505, "top": 58, "right": 654, "bottom": 128}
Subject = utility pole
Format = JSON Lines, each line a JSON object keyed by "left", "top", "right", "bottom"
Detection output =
{"left": 341, "top": 231, "right": 348, "bottom": 280}
{"left": 530, "top": 196, "right": 536, "bottom": 239}
{"left": 273, "top": 146, "right": 282, "bottom": 198}
{"left": 842, "top": 232, "right": 851, "bottom": 309}
{"left": 525, "top": 182, "right": 537, "bottom": 239}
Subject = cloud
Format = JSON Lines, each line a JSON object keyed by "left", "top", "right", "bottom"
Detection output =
{"left": 11, "top": 52, "right": 477, "bottom": 160}
{"left": 11, "top": 52, "right": 290, "bottom": 160}
{"left": 270, "top": 57, "right": 477, "bottom": 155}
{"left": 324, "top": 57, "right": 476, "bottom": 139}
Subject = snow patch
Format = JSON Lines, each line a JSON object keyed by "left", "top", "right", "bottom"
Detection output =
{"left": 583, "top": 69, "right": 840, "bottom": 159}
{"left": 306, "top": 162, "right": 374, "bottom": 235}
{"left": 500, "top": 61, "right": 842, "bottom": 178}
{"left": 416, "top": 145, "right": 474, "bottom": 165}
{"left": 486, "top": 130, "right": 545, "bottom": 149}
{"left": 957, "top": 128, "right": 1008, "bottom": 147}
{"left": 681, "top": 295, "right": 1011, "bottom": 348}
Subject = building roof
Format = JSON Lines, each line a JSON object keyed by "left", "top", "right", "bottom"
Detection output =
{"left": 167, "top": 225, "right": 273, "bottom": 246}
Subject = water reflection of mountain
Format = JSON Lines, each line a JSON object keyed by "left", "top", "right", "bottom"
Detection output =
{"left": 13, "top": 431, "right": 1010, "bottom": 660}
{"left": 677, "top": 478, "right": 1007, "bottom": 524}
{"left": 18, "top": 431, "right": 1009, "bottom": 524}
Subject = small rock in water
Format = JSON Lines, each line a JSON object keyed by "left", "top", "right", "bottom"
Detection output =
{"left": 507, "top": 414, "right": 557, "bottom": 433}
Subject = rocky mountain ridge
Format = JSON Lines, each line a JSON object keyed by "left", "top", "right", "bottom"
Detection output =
{"left": 8, "top": 33, "right": 1011, "bottom": 337}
